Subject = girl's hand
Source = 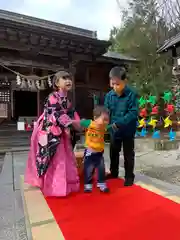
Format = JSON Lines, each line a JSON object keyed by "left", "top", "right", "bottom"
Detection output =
{"left": 59, "top": 114, "right": 72, "bottom": 127}
{"left": 71, "top": 120, "right": 80, "bottom": 125}
{"left": 71, "top": 120, "right": 82, "bottom": 131}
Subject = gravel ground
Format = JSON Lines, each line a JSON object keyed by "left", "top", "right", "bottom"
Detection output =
{"left": 138, "top": 165, "right": 180, "bottom": 185}
{"left": 104, "top": 139, "right": 180, "bottom": 186}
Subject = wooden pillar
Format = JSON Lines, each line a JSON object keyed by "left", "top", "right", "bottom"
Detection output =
{"left": 85, "top": 65, "right": 90, "bottom": 84}
{"left": 37, "top": 90, "right": 40, "bottom": 117}
{"left": 69, "top": 61, "right": 77, "bottom": 107}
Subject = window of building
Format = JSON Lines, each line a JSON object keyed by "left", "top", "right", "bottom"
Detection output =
{"left": 0, "top": 90, "right": 10, "bottom": 103}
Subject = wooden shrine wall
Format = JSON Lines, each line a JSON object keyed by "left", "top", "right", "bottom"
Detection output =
{"left": 75, "top": 63, "right": 111, "bottom": 118}
{"left": 0, "top": 76, "right": 11, "bottom": 120}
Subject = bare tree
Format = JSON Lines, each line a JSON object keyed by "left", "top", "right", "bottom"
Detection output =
{"left": 157, "top": 0, "right": 180, "bottom": 27}
{"left": 116, "top": 0, "right": 180, "bottom": 35}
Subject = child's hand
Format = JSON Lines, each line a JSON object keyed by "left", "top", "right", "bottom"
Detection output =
{"left": 71, "top": 120, "right": 81, "bottom": 130}
{"left": 59, "top": 114, "right": 72, "bottom": 127}
{"left": 71, "top": 120, "right": 80, "bottom": 125}
{"left": 112, "top": 123, "right": 118, "bottom": 131}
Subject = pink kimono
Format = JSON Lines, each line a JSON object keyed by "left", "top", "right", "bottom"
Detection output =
{"left": 25, "top": 91, "right": 80, "bottom": 196}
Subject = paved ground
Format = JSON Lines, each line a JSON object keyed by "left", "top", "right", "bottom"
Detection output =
{"left": 0, "top": 152, "right": 28, "bottom": 240}
{"left": 104, "top": 139, "right": 180, "bottom": 185}
{"left": 0, "top": 135, "right": 180, "bottom": 239}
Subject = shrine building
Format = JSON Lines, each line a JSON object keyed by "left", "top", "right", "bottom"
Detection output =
{"left": 0, "top": 9, "right": 137, "bottom": 123}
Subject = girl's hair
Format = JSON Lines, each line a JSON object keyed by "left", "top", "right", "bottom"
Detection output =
{"left": 52, "top": 70, "right": 72, "bottom": 91}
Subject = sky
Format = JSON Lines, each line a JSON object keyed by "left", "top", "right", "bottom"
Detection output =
{"left": 0, "top": 0, "right": 127, "bottom": 39}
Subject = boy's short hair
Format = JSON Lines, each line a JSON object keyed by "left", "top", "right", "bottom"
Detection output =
{"left": 109, "top": 66, "right": 127, "bottom": 80}
{"left": 93, "top": 105, "right": 109, "bottom": 118}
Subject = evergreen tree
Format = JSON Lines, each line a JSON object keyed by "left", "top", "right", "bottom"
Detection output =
{"left": 110, "top": 0, "right": 172, "bottom": 96}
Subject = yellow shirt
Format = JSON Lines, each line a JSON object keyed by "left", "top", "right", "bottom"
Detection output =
{"left": 80, "top": 120, "right": 110, "bottom": 152}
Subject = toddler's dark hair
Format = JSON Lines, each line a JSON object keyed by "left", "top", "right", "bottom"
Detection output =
{"left": 93, "top": 105, "right": 109, "bottom": 118}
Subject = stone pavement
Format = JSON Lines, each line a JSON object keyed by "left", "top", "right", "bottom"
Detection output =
{"left": 0, "top": 151, "right": 28, "bottom": 240}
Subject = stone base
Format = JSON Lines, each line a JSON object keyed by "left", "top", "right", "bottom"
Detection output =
{"left": 74, "top": 151, "right": 84, "bottom": 176}
{"left": 154, "top": 139, "right": 179, "bottom": 150}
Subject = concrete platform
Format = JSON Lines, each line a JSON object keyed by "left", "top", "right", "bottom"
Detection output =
{"left": 20, "top": 170, "right": 180, "bottom": 240}
{"left": 20, "top": 176, "right": 64, "bottom": 240}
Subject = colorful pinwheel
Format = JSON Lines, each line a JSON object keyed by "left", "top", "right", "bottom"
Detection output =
{"left": 147, "top": 95, "right": 157, "bottom": 106}
{"left": 164, "top": 116, "right": 172, "bottom": 128}
{"left": 162, "top": 91, "right": 173, "bottom": 103}
{"left": 139, "top": 96, "right": 146, "bottom": 108}
{"left": 148, "top": 117, "right": 158, "bottom": 129}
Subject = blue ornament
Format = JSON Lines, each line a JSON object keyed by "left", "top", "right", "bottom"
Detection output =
{"left": 136, "top": 121, "right": 139, "bottom": 127}
{"left": 140, "top": 128, "right": 147, "bottom": 137}
{"left": 168, "top": 129, "right": 176, "bottom": 141}
{"left": 135, "top": 131, "right": 140, "bottom": 137}
{"left": 152, "top": 130, "right": 160, "bottom": 139}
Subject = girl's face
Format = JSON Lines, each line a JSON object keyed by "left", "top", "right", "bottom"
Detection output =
{"left": 56, "top": 76, "right": 72, "bottom": 91}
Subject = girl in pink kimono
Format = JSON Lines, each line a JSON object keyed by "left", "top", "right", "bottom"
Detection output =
{"left": 25, "top": 71, "right": 80, "bottom": 196}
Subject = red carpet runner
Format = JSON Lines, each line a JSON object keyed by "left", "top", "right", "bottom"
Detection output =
{"left": 45, "top": 179, "right": 180, "bottom": 240}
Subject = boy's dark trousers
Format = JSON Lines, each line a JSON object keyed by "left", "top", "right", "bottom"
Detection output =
{"left": 109, "top": 136, "right": 135, "bottom": 180}
{"left": 84, "top": 151, "right": 106, "bottom": 185}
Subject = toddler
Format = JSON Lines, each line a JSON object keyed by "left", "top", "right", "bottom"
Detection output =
{"left": 73, "top": 106, "right": 111, "bottom": 193}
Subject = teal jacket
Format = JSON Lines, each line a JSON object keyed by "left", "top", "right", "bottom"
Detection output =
{"left": 104, "top": 86, "right": 138, "bottom": 139}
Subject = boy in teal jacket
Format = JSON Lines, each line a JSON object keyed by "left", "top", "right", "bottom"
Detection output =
{"left": 104, "top": 66, "right": 138, "bottom": 186}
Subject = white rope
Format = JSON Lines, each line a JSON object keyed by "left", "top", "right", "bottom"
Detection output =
{"left": 0, "top": 61, "right": 56, "bottom": 81}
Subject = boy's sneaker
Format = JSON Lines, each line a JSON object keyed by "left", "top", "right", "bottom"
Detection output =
{"left": 124, "top": 178, "right": 134, "bottom": 187}
{"left": 97, "top": 183, "right": 110, "bottom": 193}
{"left": 84, "top": 184, "right": 92, "bottom": 193}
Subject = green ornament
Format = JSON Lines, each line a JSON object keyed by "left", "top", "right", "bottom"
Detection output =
{"left": 139, "top": 96, "right": 146, "bottom": 107}
{"left": 147, "top": 95, "right": 157, "bottom": 105}
{"left": 162, "top": 91, "right": 173, "bottom": 103}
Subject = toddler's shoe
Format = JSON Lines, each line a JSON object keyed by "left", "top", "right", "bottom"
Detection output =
{"left": 84, "top": 184, "right": 92, "bottom": 193}
{"left": 97, "top": 183, "right": 110, "bottom": 193}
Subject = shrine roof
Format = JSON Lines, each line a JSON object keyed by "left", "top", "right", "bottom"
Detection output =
{"left": 0, "top": 9, "right": 111, "bottom": 57}
{"left": 0, "top": 9, "right": 96, "bottom": 39}
{"left": 103, "top": 51, "right": 137, "bottom": 62}
{"left": 157, "top": 32, "right": 180, "bottom": 53}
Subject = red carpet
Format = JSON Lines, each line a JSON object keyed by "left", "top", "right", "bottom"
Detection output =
{"left": 45, "top": 179, "right": 180, "bottom": 240}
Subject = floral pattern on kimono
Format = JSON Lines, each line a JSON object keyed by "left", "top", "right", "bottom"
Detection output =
{"left": 36, "top": 92, "right": 75, "bottom": 177}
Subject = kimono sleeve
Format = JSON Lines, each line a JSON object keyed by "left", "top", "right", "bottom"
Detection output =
{"left": 74, "top": 111, "right": 80, "bottom": 121}
{"left": 43, "top": 94, "right": 71, "bottom": 128}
